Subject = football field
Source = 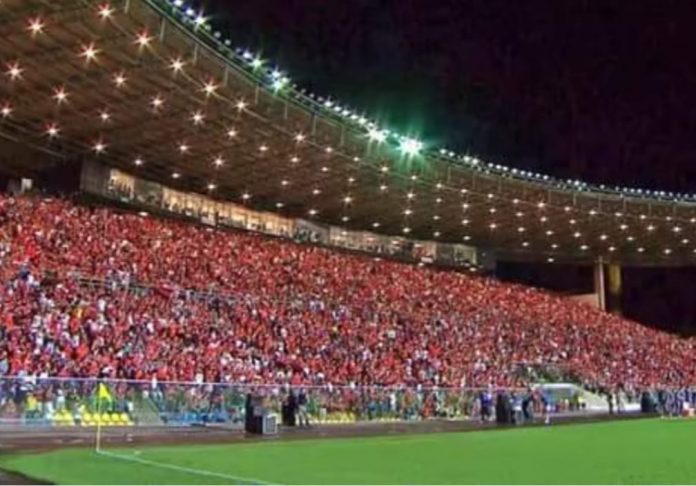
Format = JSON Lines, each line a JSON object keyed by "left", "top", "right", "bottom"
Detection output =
{"left": 2, "top": 418, "right": 695, "bottom": 484}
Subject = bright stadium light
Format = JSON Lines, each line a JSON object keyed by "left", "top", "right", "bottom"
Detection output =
{"left": 399, "top": 137, "right": 423, "bottom": 156}
{"left": 367, "top": 127, "right": 387, "bottom": 143}
{"left": 98, "top": 3, "right": 115, "bottom": 19}
{"left": 1, "top": 103, "right": 12, "bottom": 118}
{"left": 27, "top": 17, "right": 45, "bottom": 36}
{"left": 6, "top": 62, "right": 23, "bottom": 80}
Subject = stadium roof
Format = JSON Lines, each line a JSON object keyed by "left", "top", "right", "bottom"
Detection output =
{"left": 1, "top": 0, "right": 696, "bottom": 266}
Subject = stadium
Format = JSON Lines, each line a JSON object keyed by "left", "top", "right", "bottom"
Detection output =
{"left": 0, "top": 0, "right": 695, "bottom": 484}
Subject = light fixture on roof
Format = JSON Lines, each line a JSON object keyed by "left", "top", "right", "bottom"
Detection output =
{"left": 151, "top": 95, "right": 164, "bottom": 109}
{"left": 341, "top": 216, "right": 349, "bottom": 222}
{"left": 236, "top": 100, "right": 248, "bottom": 111}
{"left": 673, "top": 226, "right": 682, "bottom": 233}
{"left": 294, "top": 132, "right": 305, "bottom": 143}
{"left": 259, "top": 145, "right": 268, "bottom": 152}
{"left": 379, "top": 184, "right": 388, "bottom": 191}
{"left": 546, "top": 230, "right": 554, "bottom": 236}
{"left": 682, "top": 238, "right": 690, "bottom": 245}
{"left": 207, "top": 183, "right": 216, "bottom": 191}
{"left": 435, "top": 197, "right": 443, "bottom": 204}
{"left": 637, "top": 246, "right": 645, "bottom": 253}
{"left": 517, "top": 226, "right": 526, "bottom": 233}
{"left": 99, "top": 110, "right": 111, "bottom": 122}
{"left": 178, "top": 143, "right": 189, "bottom": 153}
{"left": 202, "top": 80, "right": 218, "bottom": 97}
{"left": 343, "top": 196, "right": 353, "bottom": 204}
{"left": 615, "top": 212, "right": 623, "bottom": 218}
{"left": 134, "top": 158, "right": 143, "bottom": 166}
{"left": 170, "top": 58, "right": 185, "bottom": 73}
{"left": 281, "top": 180, "right": 290, "bottom": 187}
{"left": 569, "top": 219, "right": 577, "bottom": 225}
{"left": 191, "top": 111, "right": 205, "bottom": 125}
{"left": 462, "top": 219, "right": 470, "bottom": 226}
{"left": 522, "top": 241, "right": 530, "bottom": 248}
{"left": 647, "top": 224, "right": 656, "bottom": 232}
{"left": 600, "top": 234, "right": 608, "bottom": 241}
{"left": 540, "top": 216, "right": 548, "bottom": 223}
{"left": 372, "top": 222, "right": 381, "bottom": 228}
{"left": 399, "top": 137, "right": 423, "bottom": 156}
{"left": 6, "top": 62, "right": 22, "bottom": 81}
{"left": 639, "top": 214, "right": 647, "bottom": 220}
{"left": 664, "top": 248, "right": 673, "bottom": 255}
{"left": 1, "top": 103, "right": 12, "bottom": 118}
{"left": 580, "top": 244, "right": 589, "bottom": 251}
{"left": 620, "top": 224, "right": 629, "bottom": 231}
{"left": 537, "top": 202, "right": 546, "bottom": 209}
{"left": 312, "top": 188, "right": 321, "bottom": 195}
{"left": 433, "top": 215, "right": 441, "bottom": 221}
{"left": 403, "top": 227, "right": 411, "bottom": 234}
{"left": 404, "top": 209, "right": 413, "bottom": 216}
{"left": 487, "top": 193, "right": 494, "bottom": 199}
{"left": 250, "top": 56, "right": 264, "bottom": 70}
{"left": 551, "top": 243, "right": 559, "bottom": 249}
{"left": 489, "top": 208, "right": 497, "bottom": 214}
{"left": 512, "top": 198, "right": 520, "bottom": 205}
{"left": 348, "top": 176, "right": 356, "bottom": 184}
{"left": 573, "top": 231, "right": 582, "bottom": 238}
{"left": 241, "top": 192, "right": 251, "bottom": 201}
{"left": 367, "top": 127, "right": 387, "bottom": 143}
{"left": 433, "top": 231, "right": 441, "bottom": 238}
{"left": 135, "top": 31, "right": 153, "bottom": 48}
{"left": 406, "top": 192, "right": 415, "bottom": 200}
{"left": 589, "top": 209, "right": 597, "bottom": 216}
{"left": 515, "top": 212, "right": 524, "bottom": 218}
{"left": 193, "top": 13, "right": 207, "bottom": 27}
{"left": 45, "top": 123, "right": 60, "bottom": 138}
{"left": 308, "top": 209, "right": 318, "bottom": 216}
{"left": 463, "top": 235, "right": 472, "bottom": 241}
{"left": 93, "top": 140, "right": 106, "bottom": 154}
{"left": 627, "top": 235, "right": 635, "bottom": 242}
{"left": 489, "top": 222, "right": 497, "bottom": 230}
{"left": 98, "top": 3, "right": 114, "bottom": 19}
{"left": 547, "top": 257, "right": 555, "bottom": 263}
{"left": 172, "top": 172, "right": 181, "bottom": 179}
{"left": 325, "top": 146, "right": 334, "bottom": 154}
{"left": 27, "top": 17, "right": 45, "bottom": 36}
{"left": 276, "top": 202, "right": 285, "bottom": 209}
{"left": 114, "top": 72, "right": 127, "bottom": 87}
{"left": 564, "top": 206, "right": 572, "bottom": 212}
{"left": 53, "top": 86, "right": 68, "bottom": 104}
{"left": 227, "top": 128, "right": 238, "bottom": 139}
{"left": 213, "top": 156, "right": 224, "bottom": 167}
{"left": 80, "top": 43, "right": 99, "bottom": 62}
{"left": 380, "top": 166, "right": 389, "bottom": 173}
{"left": 608, "top": 246, "right": 617, "bottom": 252}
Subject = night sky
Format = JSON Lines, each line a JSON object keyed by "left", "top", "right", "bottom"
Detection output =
{"left": 203, "top": 0, "right": 696, "bottom": 333}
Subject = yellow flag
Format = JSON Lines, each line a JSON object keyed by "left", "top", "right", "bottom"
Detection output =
{"left": 97, "top": 383, "right": 112, "bottom": 401}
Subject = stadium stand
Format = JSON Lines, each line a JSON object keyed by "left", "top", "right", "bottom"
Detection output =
{"left": 1, "top": 194, "right": 695, "bottom": 394}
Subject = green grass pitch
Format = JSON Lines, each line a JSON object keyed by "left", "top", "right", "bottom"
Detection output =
{"left": 2, "top": 418, "right": 696, "bottom": 484}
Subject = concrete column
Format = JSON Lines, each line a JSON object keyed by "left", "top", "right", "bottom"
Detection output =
{"left": 606, "top": 263, "right": 622, "bottom": 315}
{"left": 593, "top": 258, "right": 606, "bottom": 311}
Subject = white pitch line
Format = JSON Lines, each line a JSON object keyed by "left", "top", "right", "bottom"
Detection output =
{"left": 96, "top": 449, "right": 273, "bottom": 485}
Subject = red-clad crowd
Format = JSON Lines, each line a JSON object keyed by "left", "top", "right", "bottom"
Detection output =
{"left": 0, "top": 195, "right": 694, "bottom": 389}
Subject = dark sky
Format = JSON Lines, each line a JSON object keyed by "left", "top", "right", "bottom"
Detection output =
{"left": 202, "top": 0, "right": 696, "bottom": 333}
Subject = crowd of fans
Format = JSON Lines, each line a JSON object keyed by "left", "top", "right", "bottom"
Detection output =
{"left": 1, "top": 195, "right": 695, "bottom": 390}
